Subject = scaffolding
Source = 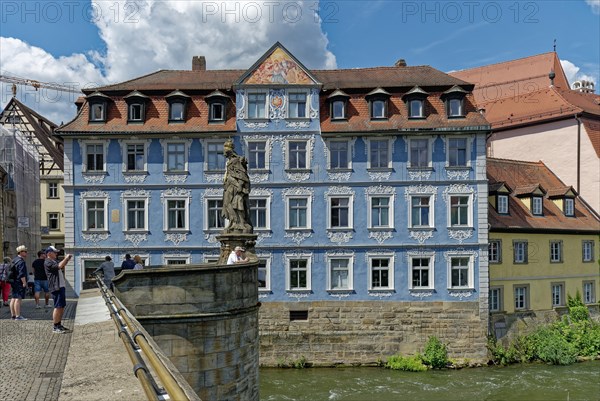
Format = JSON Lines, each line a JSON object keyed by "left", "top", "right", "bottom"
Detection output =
{"left": 0, "top": 124, "right": 41, "bottom": 263}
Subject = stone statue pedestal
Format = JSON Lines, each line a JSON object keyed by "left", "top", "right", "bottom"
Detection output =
{"left": 216, "top": 233, "right": 258, "bottom": 265}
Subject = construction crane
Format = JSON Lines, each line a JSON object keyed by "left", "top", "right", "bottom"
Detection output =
{"left": 0, "top": 72, "right": 84, "bottom": 95}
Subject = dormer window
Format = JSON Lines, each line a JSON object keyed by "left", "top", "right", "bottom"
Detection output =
{"left": 124, "top": 91, "right": 149, "bottom": 123}
{"left": 442, "top": 85, "right": 468, "bottom": 118}
{"left": 366, "top": 87, "right": 391, "bottom": 120}
{"left": 328, "top": 89, "right": 350, "bottom": 121}
{"left": 166, "top": 90, "right": 190, "bottom": 122}
{"left": 532, "top": 196, "right": 543, "bottom": 216}
{"left": 403, "top": 86, "right": 428, "bottom": 119}
{"left": 87, "top": 92, "right": 110, "bottom": 122}
{"left": 409, "top": 99, "right": 423, "bottom": 118}
{"left": 564, "top": 198, "right": 574, "bottom": 216}
{"left": 498, "top": 195, "right": 509, "bottom": 214}
{"left": 289, "top": 92, "right": 307, "bottom": 118}
{"left": 205, "top": 90, "right": 230, "bottom": 123}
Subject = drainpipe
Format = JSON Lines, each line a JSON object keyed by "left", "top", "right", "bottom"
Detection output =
{"left": 574, "top": 114, "right": 581, "bottom": 193}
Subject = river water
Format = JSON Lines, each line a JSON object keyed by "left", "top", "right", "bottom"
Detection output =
{"left": 260, "top": 361, "right": 600, "bottom": 401}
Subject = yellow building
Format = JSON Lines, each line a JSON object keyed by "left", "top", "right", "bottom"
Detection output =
{"left": 487, "top": 158, "right": 599, "bottom": 336}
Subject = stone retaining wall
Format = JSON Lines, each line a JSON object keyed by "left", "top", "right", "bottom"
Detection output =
{"left": 259, "top": 300, "right": 488, "bottom": 366}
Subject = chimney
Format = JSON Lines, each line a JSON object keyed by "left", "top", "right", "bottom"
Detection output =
{"left": 395, "top": 59, "right": 407, "bottom": 67}
{"left": 192, "top": 56, "right": 206, "bottom": 71}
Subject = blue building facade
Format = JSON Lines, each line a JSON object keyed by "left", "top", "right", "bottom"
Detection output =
{"left": 58, "top": 43, "right": 491, "bottom": 363}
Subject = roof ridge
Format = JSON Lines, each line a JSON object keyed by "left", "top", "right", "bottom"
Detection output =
{"left": 92, "top": 70, "right": 167, "bottom": 91}
{"left": 549, "top": 86, "right": 586, "bottom": 113}
{"left": 453, "top": 52, "right": 556, "bottom": 73}
{"left": 314, "top": 65, "right": 431, "bottom": 72}
{"left": 488, "top": 157, "right": 544, "bottom": 166}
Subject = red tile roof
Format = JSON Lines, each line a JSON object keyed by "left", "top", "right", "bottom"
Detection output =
{"left": 487, "top": 158, "right": 600, "bottom": 231}
{"left": 60, "top": 63, "right": 488, "bottom": 134}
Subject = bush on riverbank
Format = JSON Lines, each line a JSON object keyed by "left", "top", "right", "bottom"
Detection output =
{"left": 488, "top": 295, "right": 600, "bottom": 366}
{"left": 386, "top": 336, "right": 449, "bottom": 371}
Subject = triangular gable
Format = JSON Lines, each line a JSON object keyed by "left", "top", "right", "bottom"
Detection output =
{"left": 237, "top": 42, "right": 320, "bottom": 86}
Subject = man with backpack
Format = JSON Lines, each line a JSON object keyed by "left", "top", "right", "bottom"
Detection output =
{"left": 0, "top": 257, "right": 11, "bottom": 306}
{"left": 10, "top": 245, "right": 29, "bottom": 320}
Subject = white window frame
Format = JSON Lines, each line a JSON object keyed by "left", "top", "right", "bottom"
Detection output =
{"left": 205, "top": 139, "right": 226, "bottom": 172}
{"left": 532, "top": 196, "right": 543, "bottom": 215}
{"left": 497, "top": 195, "right": 509, "bottom": 214}
{"left": 408, "top": 99, "right": 424, "bottom": 118}
{"left": 371, "top": 99, "right": 387, "bottom": 119}
{"left": 368, "top": 252, "right": 395, "bottom": 291}
{"left": 249, "top": 196, "right": 271, "bottom": 230}
{"left": 285, "top": 253, "right": 312, "bottom": 291}
{"left": 247, "top": 90, "right": 268, "bottom": 119}
{"left": 164, "top": 256, "right": 191, "bottom": 265}
{"left": 564, "top": 198, "right": 574, "bottom": 216}
{"left": 408, "top": 137, "right": 432, "bottom": 168}
{"left": 89, "top": 102, "right": 106, "bottom": 122}
{"left": 514, "top": 285, "right": 529, "bottom": 310}
{"left": 408, "top": 253, "right": 435, "bottom": 290}
{"left": 513, "top": 240, "right": 528, "bottom": 264}
{"left": 327, "top": 195, "right": 354, "bottom": 230}
{"left": 83, "top": 198, "right": 109, "bottom": 232}
{"left": 446, "top": 253, "right": 475, "bottom": 290}
{"left": 409, "top": 194, "right": 435, "bottom": 228}
{"left": 257, "top": 254, "right": 272, "bottom": 292}
{"left": 583, "top": 281, "right": 595, "bottom": 304}
{"left": 447, "top": 194, "right": 473, "bottom": 228}
{"left": 550, "top": 240, "right": 563, "bottom": 263}
{"left": 122, "top": 196, "right": 149, "bottom": 233}
{"left": 446, "top": 136, "right": 470, "bottom": 167}
{"left": 246, "top": 140, "right": 269, "bottom": 171}
{"left": 163, "top": 197, "right": 189, "bottom": 232}
{"left": 331, "top": 100, "right": 346, "bottom": 120}
{"left": 327, "top": 139, "right": 351, "bottom": 170}
{"left": 128, "top": 102, "right": 144, "bottom": 122}
{"left": 162, "top": 140, "right": 190, "bottom": 173}
{"left": 288, "top": 90, "right": 308, "bottom": 119}
{"left": 285, "top": 195, "right": 312, "bottom": 230}
{"left": 490, "top": 286, "right": 503, "bottom": 312}
{"left": 551, "top": 282, "right": 565, "bottom": 307}
{"left": 489, "top": 239, "right": 502, "bottom": 263}
{"left": 204, "top": 197, "right": 225, "bottom": 231}
{"left": 583, "top": 240, "right": 594, "bottom": 262}
{"left": 447, "top": 98, "right": 464, "bottom": 117}
{"left": 82, "top": 141, "right": 107, "bottom": 173}
{"left": 47, "top": 212, "right": 60, "bottom": 231}
{"left": 47, "top": 182, "right": 59, "bottom": 199}
{"left": 368, "top": 137, "right": 392, "bottom": 169}
{"left": 368, "top": 194, "right": 394, "bottom": 229}
{"left": 286, "top": 140, "right": 311, "bottom": 170}
{"left": 169, "top": 101, "right": 185, "bottom": 121}
{"left": 122, "top": 140, "right": 149, "bottom": 173}
{"left": 209, "top": 102, "right": 226, "bottom": 122}
{"left": 326, "top": 253, "right": 354, "bottom": 291}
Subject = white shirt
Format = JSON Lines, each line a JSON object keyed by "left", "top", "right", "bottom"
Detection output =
{"left": 227, "top": 251, "right": 240, "bottom": 265}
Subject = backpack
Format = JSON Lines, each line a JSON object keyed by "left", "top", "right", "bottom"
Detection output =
{"left": 6, "top": 261, "right": 17, "bottom": 283}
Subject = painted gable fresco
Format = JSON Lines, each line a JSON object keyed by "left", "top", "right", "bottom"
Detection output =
{"left": 244, "top": 48, "right": 313, "bottom": 85}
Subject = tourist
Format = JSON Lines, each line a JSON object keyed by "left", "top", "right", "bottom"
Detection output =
{"left": 133, "top": 255, "right": 144, "bottom": 270}
{"left": 44, "top": 246, "right": 73, "bottom": 334}
{"left": 32, "top": 250, "right": 50, "bottom": 308}
{"left": 93, "top": 256, "right": 115, "bottom": 290}
{"left": 121, "top": 254, "right": 136, "bottom": 270}
{"left": 10, "top": 245, "right": 29, "bottom": 320}
{"left": 0, "top": 257, "right": 11, "bottom": 307}
{"left": 227, "top": 246, "right": 249, "bottom": 265}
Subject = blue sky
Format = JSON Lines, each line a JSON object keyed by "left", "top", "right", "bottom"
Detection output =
{"left": 0, "top": 1, "right": 598, "bottom": 123}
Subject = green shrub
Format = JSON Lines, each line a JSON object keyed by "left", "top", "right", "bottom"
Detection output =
{"left": 487, "top": 336, "right": 518, "bottom": 365}
{"left": 532, "top": 327, "right": 577, "bottom": 365}
{"left": 386, "top": 354, "right": 428, "bottom": 372}
{"left": 569, "top": 306, "right": 590, "bottom": 323}
{"left": 422, "top": 336, "right": 448, "bottom": 369}
{"left": 567, "top": 291, "right": 585, "bottom": 308}
{"left": 292, "top": 355, "right": 307, "bottom": 369}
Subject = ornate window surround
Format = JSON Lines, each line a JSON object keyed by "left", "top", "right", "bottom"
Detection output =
{"left": 80, "top": 190, "right": 110, "bottom": 234}
{"left": 284, "top": 250, "right": 312, "bottom": 292}
{"left": 249, "top": 188, "right": 273, "bottom": 231}
{"left": 366, "top": 185, "right": 395, "bottom": 230}
{"left": 79, "top": 139, "right": 108, "bottom": 175}
{"left": 162, "top": 251, "right": 191, "bottom": 265}
{"left": 444, "top": 135, "right": 473, "bottom": 168}
{"left": 159, "top": 138, "right": 192, "bottom": 173}
{"left": 326, "top": 250, "right": 355, "bottom": 292}
{"left": 201, "top": 188, "right": 224, "bottom": 232}
{"left": 119, "top": 138, "right": 150, "bottom": 173}
{"left": 257, "top": 252, "right": 272, "bottom": 292}
{"left": 282, "top": 187, "right": 313, "bottom": 231}
{"left": 325, "top": 186, "right": 355, "bottom": 230}
{"left": 160, "top": 187, "right": 191, "bottom": 233}
{"left": 443, "top": 184, "right": 476, "bottom": 229}
{"left": 406, "top": 135, "right": 434, "bottom": 169}
{"left": 444, "top": 249, "right": 477, "bottom": 290}
{"left": 366, "top": 136, "right": 394, "bottom": 170}
{"left": 121, "top": 189, "right": 150, "bottom": 234}
{"left": 407, "top": 249, "right": 436, "bottom": 291}
{"left": 366, "top": 250, "right": 395, "bottom": 291}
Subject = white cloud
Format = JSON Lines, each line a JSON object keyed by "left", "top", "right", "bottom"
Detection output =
{"left": 586, "top": 0, "right": 600, "bottom": 14}
{"left": 561, "top": 59, "right": 598, "bottom": 89}
{"left": 1, "top": 0, "right": 336, "bottom": 123}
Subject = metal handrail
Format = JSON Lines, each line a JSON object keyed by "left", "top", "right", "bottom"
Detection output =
{"left": 95, "top": 276, "right": 191, "bottom": 401}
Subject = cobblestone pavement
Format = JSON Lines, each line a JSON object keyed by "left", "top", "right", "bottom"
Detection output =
{"left": 0, "top": 297, "right": 76, "bottom": 401}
